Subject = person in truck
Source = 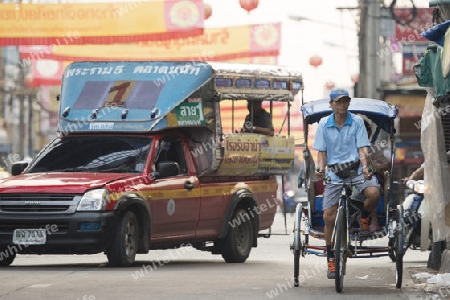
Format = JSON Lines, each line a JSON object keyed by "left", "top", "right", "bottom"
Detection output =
{"left": 241, "top": 100, "right": 274, "bottom": 136}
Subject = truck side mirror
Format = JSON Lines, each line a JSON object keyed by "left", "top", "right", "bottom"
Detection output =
{"left": 155, "top": 161, "right": 180, "bottom": 179}
{"left": 11, "top": 161, "right": 29, "bottom": 176}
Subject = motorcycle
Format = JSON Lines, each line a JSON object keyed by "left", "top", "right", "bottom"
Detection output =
{"left": 401, "top": 179, "right": 431, "bottom": 251}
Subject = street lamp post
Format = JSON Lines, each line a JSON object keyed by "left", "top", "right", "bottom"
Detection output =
{"left": 288, "top": 14, "right": 357, "bottom": 31}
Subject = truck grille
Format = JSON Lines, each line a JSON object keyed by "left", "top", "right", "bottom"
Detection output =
{"left": 0, "top": 194, "right": 80, "bottom": 214}
{"left": 1, "top": 205, "right": 70, "bottom": 212}
{"left": 0, "top": 222, "right": 69, "bottom": 231}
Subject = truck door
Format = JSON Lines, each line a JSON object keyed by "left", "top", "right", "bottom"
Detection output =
{"left": 149, "top": 137, "right": 200, "bottom": 240}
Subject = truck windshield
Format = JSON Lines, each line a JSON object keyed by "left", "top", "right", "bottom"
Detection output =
{"left": 26, "top": 136, "right": 152, "bottom": 174}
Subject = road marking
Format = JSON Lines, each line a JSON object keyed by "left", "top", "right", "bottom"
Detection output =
{"left": 28, "top": 284, "right": 51, "bottom": 288}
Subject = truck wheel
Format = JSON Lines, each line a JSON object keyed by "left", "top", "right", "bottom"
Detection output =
{"left": 107, "top": 211, "right": 139, "bottom": 267}
{"left": 219, "top": 208, "right": 253, "bottom": 263}
{"left": 0, "top": 247, "right": 15, "bottom": 266}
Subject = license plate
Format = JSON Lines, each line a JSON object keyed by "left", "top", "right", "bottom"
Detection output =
{"left": 13, "top": 229, "right": 46, "bottom": 245}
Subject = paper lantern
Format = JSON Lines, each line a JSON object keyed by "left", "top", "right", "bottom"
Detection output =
{"left": 325, "top": 81, "right": 335, "bottom": 90}
{"left": 24, "top": 73, "right": 34, "bottom": 88}
{"left": 204, "top": 3, "right": 212, "bottom": 20}
{"left": 309, "top": 55, "right": 322, "bottom": 68}
{"left": 239, "top": 0, "right": 259, "bottom": 13}
{"left": 351, "top": 73, "right": 359, "bottom": 83}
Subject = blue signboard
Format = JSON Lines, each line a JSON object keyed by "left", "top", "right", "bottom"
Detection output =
{"left": 58, "top": 61, "right": 213, "bottom": 133}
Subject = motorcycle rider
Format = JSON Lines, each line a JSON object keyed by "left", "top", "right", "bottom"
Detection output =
{"left": 401, "top": 151, "right": 450, "bottom": 232}
{"left": 402, "top": 162, "right": 425, "bottom": 234}
{"left": 402, "top": 163, "right": 424, "bottom": 182}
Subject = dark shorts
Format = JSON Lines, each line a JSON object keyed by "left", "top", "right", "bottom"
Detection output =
{"left": 322, "top": 173, "right": 380, "bottom": 211}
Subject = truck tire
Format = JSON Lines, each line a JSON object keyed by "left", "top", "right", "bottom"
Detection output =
{"left": 107, "top": 211, "right": 139, "bottom": 267}
{"left": 0, "top": 247, "right": 15, "bottom": 267}
{"left": 219, "top": 208, "right": 253, "bottom": 263}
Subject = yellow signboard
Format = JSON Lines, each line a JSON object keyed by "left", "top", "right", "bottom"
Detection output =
{"left": 0, "top": 0, "right": 204, "bottom": 45}
{"left": 216, "top": 134, "right": 295, "bottom": 176}
{"left": 22, "top": 23, "right": 280, "bottom": 61}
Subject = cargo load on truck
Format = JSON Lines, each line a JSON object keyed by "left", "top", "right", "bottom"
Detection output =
{"left": 58, "top": 61, "right": 302, "bottom": 177}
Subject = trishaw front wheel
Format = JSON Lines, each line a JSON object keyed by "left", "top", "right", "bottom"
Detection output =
{"left": 395, "top": 205, "right": 405, "bottom": 289}
{"left": 334, "top": 206, "right": 346, "bottom": 293}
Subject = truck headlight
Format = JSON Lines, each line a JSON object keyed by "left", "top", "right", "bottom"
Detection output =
{"left": 77, "top": 189, "right": 109, "bottom": 211}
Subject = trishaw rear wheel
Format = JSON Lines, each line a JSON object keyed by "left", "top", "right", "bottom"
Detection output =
{"left": 388, "top": 237, "right": 396, "bottom": 262}
{"left": 293, "top": 203, "right": 302, "bottom": 287}
{"left": 294, "top": 249, "right": 300, "bottom": 287}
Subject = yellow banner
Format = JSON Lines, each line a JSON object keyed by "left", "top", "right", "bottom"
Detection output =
{"left": 20, "top": 23, "right": 280, "bottom": 61}
{"left": 0, "top": 1, "right": 204, "bottom": 45}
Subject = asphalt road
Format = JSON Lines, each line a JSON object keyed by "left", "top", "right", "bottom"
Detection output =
{"left": 0, "top": 212, "right": 432, "bottom": 300}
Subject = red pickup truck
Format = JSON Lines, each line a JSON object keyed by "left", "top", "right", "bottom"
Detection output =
{"left": 0, "top": 61, "right": 302, "bottom": 266}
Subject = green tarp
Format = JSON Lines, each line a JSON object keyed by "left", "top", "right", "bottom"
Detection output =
{"left": 415, "top": 44, "right": 450, "bottom": 105}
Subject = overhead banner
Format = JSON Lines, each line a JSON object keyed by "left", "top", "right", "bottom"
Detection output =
{"left": 23, "top": 55, "right": 279, "bottom": 88}
{"left": 395, "top": 8, "right": 433, "bottom": 42}
{"left": 19, "top": 23, "right": 280, "bottom": 61}
{"left": 0, "top": 0, "right": 204, "bottom": 45}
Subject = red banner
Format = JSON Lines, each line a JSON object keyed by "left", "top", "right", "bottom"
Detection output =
{"left": 395, "top": 8, "right": 434, "bottom": 42}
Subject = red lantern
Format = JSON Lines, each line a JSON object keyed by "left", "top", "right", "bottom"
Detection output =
{"left": 239, "top": 0, "right": 259, "bottom": 13}
{"left": 325, "top": 81, "right": 335, "bottom": 90}
{"left": 204, "top": 3, "right": 212, "bottom": 20}
{"left": 24, "top": 73, "right": 34, "bottom": 88}
{"left": 351, "top": 73, "right": 359, "bottom": 83}
{"left": 309, "top": 55, "right": 322, "bottom": 68}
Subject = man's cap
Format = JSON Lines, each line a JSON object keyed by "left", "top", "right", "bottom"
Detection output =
{"left": 329, "top": 88, "right": 351, "bottom": 102}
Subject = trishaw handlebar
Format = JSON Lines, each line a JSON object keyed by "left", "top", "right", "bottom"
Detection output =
{"left": 324, "top": 177, "right": 366, "bottom": 186}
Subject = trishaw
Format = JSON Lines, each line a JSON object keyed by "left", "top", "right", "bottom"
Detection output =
{"left": 291, "top": 97, "right": 403, "bottom": 292}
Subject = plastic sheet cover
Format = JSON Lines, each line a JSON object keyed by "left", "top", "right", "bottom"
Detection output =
{"left": 421, "top": 88, "right": 450, "bottom": 245}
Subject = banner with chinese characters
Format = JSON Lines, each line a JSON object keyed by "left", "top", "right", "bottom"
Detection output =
{"left": 0, "top": 0, "right": 204, "bottom": 45}
{"left": 19, "top": 23, "right": 280, "bottom": 61}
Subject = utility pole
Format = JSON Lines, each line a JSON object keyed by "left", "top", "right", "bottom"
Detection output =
{"left": 358, "top": 0, "right": 381, "bottom": 99}
{"left": 358, "top": 0, "right": 367, "bottom": 98}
